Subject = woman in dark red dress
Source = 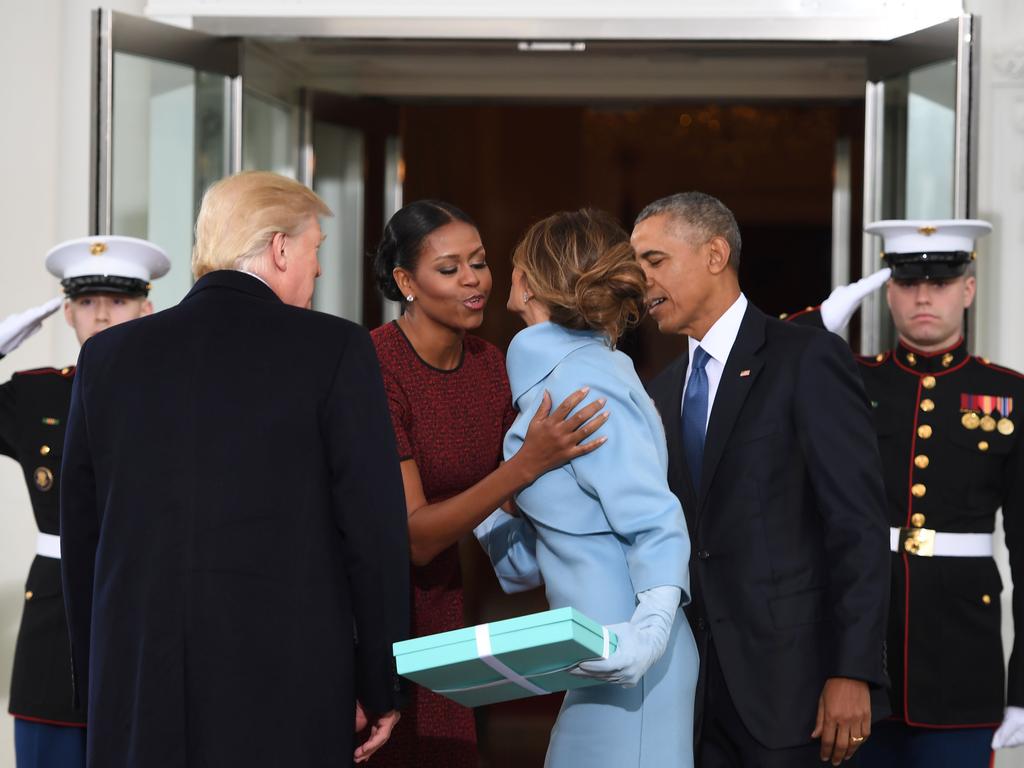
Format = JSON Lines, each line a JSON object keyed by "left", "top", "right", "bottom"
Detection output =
{"left": 368, "top": 201, "right": 607, "bottom": 767}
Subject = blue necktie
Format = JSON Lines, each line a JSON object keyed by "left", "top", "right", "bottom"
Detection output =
{"left": 681, "top": 346, "right": 711, "bottom": 488}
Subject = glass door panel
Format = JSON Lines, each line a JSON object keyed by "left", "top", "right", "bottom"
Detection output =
{"left": 859, "top": 15, "right": 976, "bottom": 352}
{"left": 311, "top": 122, "right": 365, "bottom": 322}
{"left": 93, "top": 10, "right": 240, "bottom": 311}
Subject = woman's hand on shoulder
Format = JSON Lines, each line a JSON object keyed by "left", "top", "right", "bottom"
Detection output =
{"left": 514, "top": 387, "right": 609, "bottom": 480}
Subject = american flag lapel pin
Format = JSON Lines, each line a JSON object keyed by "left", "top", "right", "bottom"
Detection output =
{"left": 739, "top": 369, "right": 751, "bottom": 377}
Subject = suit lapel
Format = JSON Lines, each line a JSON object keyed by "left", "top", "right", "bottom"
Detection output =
{"left": 697, "top": 305, "right": 766, "bottom": 510}
{"left": 653, "top": 351, "right": 698, "bottom": 517}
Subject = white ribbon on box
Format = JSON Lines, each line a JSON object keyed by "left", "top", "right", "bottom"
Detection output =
{"left": 436, "top": 622, "right": 612, "bottom": 696}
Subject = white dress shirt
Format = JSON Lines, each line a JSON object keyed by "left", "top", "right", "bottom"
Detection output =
{"left": 681, "top": 293, "right": 748, "bottom": 430}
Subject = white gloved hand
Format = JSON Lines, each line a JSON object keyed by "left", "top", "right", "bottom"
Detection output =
{"left": 0, "top": 296, "right": 64, "bottom": 356}
{"left": 992, "top": 706, "right": 1024, "bottom": 749}
{"left": 570, "top": 585, "right": 680, "bottom": 688}
{"left": 819, "top": 267, "right": 892, "bottom": 334}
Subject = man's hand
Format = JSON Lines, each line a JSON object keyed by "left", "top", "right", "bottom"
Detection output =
{"left": 992, "top": 706, "right": 1024, "bottom": 749}
{"left": 0, "top": 296, "right": 64, "bottom": 356}
{"left": 811, "top": 677, "right": 871, "bottom": 765}
{"left": 515, "top": 388, "right": 609, "bottom": 477}
{"left": 354, "top": 707, "right": 401, "bottom": 763}
{"left": 354, "top": 700, "right": 369, "bottom": 733}
{"left": 819, "top": 267, "right": 891, "bottom": 334}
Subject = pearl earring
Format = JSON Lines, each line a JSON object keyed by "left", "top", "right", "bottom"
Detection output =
{"left": 406, "top": 294, "right": 415, "bottom": 303}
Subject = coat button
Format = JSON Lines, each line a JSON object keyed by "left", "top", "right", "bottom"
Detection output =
{"left": 920, "top": 399, "right": 935, "bottom": 412}
{"left": 978, "top": 441, "right": 990, "bottom": 452}
{"left": 914, "top": 454, "right": 929, "bottom": 469}
{"left": 39, "top": 445, "right": 51, "bottom": 456}
{"left": 911, "top": 483, "right": 927, "bottom": 498}
{"left": 697, "top": 550, "right": 710, "bottom": 560}
{"left": 982, "top": 594, "right": 992, "bottom": 605}
{"left": 910, "top": 513, "right": 926, "bottom": 528}
{"left": 921, "top": 375, "right": 937, "bottom": 389}
{"left": 917, "top": 425, "right": 933, "bottom": 439}
{"left": 24, "top": 591, "right": 33, "bottom": 600}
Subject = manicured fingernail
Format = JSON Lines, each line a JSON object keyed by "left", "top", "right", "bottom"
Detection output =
{"left": 598, "top": 398, "right": 607, "bottom": 405}
{"left": 580, "top": 386, "right": 590, "bottom": 394}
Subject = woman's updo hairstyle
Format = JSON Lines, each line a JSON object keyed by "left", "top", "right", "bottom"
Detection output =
{"left": 373, "top": 200, "right": 476, "bottom": 302}
{"left": 512, "top": 209, "right": 646, "bottom": 345}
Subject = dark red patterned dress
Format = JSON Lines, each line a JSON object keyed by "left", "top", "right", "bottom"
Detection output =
{"left": 370, "top": 321, "right": 515, "bottom": 768}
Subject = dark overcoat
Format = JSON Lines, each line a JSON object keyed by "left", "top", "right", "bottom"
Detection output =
{"left": 647, "top": 303, "right": 891, "bottom": 750}
{"left": 60, "top": 270, "right": 409, "bottom": 767}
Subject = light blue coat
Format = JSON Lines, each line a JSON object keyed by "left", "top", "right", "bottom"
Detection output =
{"left": 477, "top": 322, "right": 697, "bottom": 767}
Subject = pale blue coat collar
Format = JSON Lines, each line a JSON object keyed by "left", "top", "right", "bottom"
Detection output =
{"left": 506, "top": 322, "right": 609, "bottom": 405}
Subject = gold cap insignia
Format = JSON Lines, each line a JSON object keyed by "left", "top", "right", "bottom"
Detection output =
{"left": 917, "top": 226, "right": 937, "bottom": 236}
{"left": 89, "top": 242, "right": 107, "bottom": 256}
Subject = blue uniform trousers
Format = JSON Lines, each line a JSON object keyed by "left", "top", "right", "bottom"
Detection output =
{"left": 854, "top": 720, "right": 994, "bottom": 768}
{"left": 13, "top": 718, "right": 86, "bottom": 768}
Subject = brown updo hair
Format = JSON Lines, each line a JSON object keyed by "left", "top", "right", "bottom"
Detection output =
{"left": 512, "top": 209, "right": 646, "bottom": 345}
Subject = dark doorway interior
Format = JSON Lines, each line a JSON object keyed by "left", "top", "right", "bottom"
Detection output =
{"left": 401, "top": 100, "right": 864, "bottom": 382}
{"left": 389, "top": 99, "right": 865, "bottom": 767}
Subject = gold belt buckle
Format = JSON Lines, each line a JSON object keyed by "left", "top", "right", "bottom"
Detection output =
{"left": 900, "top": 527, "right": 936, "bottom": 557}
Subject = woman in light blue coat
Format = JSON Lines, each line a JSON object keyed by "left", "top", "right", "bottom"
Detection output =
{"left": 475, "top": 209, "right": 697, "bottom": 767}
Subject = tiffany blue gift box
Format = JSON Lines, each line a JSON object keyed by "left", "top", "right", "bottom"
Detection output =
{"left": 392, "top": 606, "right": 617, "bottom": 708}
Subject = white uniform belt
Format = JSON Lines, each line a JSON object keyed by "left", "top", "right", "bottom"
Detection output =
{"left": 889, "top": 527, "right": 993, "bottom": 557}
{"left": 36, "top": 532, "right": 60, "bottom": 559}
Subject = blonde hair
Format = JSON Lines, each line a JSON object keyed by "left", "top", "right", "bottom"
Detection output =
{"left": 513, "top": 209, "right": 645, "bottom": 345}
{"left": 192, "top": 171, "right": 333, "bottom": 279}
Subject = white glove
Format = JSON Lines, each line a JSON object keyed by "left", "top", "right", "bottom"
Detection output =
{"left": 992, "top": 706, "right": 1024, "bottom": 749}
{"left": 819, "top": 268, "right": 892, "bottom": 334}
{"left": 0, "top": 296, "right": 64, "bottom": 356}
{"left": 571, "top": 585, "right": 680, "bottom": 688}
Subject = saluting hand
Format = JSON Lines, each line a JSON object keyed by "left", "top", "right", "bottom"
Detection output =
{"left": 811, "top": 677, "right": 871, "bottom": 765}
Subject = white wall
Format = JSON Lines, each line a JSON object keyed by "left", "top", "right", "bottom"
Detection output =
{"left": 0, "top": 0, "right": 143, "bottom": 763}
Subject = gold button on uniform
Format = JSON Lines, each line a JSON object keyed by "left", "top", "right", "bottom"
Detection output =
{"left": 918, "top": 425, "right": 933, "bottom": 439}
{"left": 942, "top": 353, "right": 954, "bottom": 367}
{"left": 921, "top": 376, "right": 936, "bottom": 389}
{"left": 875, "top": 353, "right": 885, "bottom": 362}
{"left": 39, "top": 445, "right": 50, "bottom": 456}
{"left": 979, "top": 441, "right": 990, "bottom": 452}
{"left": 60, "top": 367, "right": 70, "bottom": 375}
{"left": 914, "top": 455, "right": 930, "bottom": 469}
{"left": 911, "top": 513, "right": 926, "bottom": 528}
{"left": 907, "top": 353, "right": 918, "bottom": 366}
{"left": 982, "top": 594, "right": 993, "bottom": 605}
{"left": 911, "top": 483, "right": 927, "bottom": 498}
{"left": 24, "top": 591, "right": 33, "bottom": 601}
{"left": 920, "top": 399, "right": 935, "bottom": 412}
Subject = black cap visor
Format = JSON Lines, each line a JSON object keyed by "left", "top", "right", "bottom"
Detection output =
{"left": 884, "top": 251, "right": 972, "bottom": 282}
{"left": 62, "top": 275, "right": 151, "bottom": 299}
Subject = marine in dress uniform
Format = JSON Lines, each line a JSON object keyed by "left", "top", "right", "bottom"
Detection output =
{"left": 788, "top": 219, "right": 1024, "bottom": 767}
{"left": 0, "top": 236, "right": 168, "bottom": 768}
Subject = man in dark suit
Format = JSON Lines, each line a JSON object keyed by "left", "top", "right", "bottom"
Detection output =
{"left": 60, "top": 171, "right": 410, "bottom": 767}
{"left": 633, "top": 192, "right": 890, "bottom": 767}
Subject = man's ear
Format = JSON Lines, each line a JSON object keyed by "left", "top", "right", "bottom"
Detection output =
{"left": 63, "top": 300, "right": 74, "bottom": 328}
{"left": 963, "top": 275, "right": 977, "bottom": 310}
{"left": 706, "top": 236, "right": 731, "bottom": 276}
{"left": 139, "top": 299, "right": 154, "bottom": 317}
{"left": 270, "top": 232, "right": 288, "bottom": 272}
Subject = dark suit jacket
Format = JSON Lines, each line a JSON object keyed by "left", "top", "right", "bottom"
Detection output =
{"left": 647, "top": 302, "right": 890, "bottom": 750}
{"left": 60, "top": 270, "right": 410, "bottom": 767}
